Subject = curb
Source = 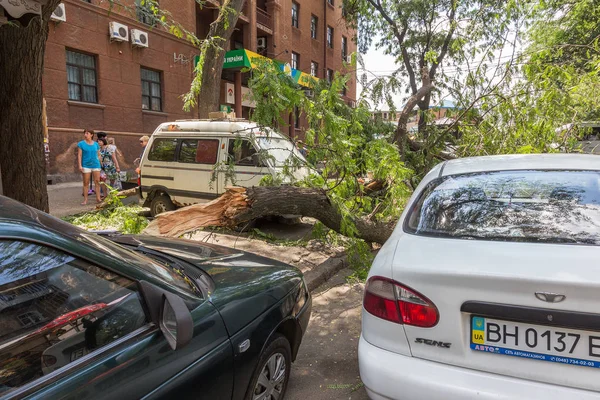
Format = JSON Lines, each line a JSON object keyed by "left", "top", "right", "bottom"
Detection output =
{"left": 304, "top": 255, "right": 348, "bottom": 292}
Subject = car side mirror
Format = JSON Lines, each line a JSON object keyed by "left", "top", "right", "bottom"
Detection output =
{"left": 139, "top": 281, "right": 193, "bottom": 351}
{"left": 160, "top": 292, "right": 193, "bottom": 350}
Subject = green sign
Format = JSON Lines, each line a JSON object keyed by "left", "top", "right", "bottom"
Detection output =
{"left": 222, "top": 49, "right": 250, "bottom": 69}
{"left": 220, "top": 104, "right": 232, "bottom": 112}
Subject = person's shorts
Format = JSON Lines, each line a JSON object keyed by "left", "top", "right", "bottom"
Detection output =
{"left": 82, "top": 167, "right": 101, "bottom": 173}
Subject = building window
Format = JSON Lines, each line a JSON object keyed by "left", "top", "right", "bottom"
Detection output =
{"left": 66, "top": 50, "right": 98, "bottom": 103}
{"left": 291, "top": 52, "right": 299, "bottom": 70}
{"left": 291, "top": 2, "right": 299, "bottom": 28}
{"left": 136, "top": 0, "right": 156, "bottom": 25}
{"left": 326, "top": 68, "right": 333, "bottom": 83}
{"left": 310, "top": 61, "right": 318, "bottom": 77}
{"left": 328, "top": 0, "right": 334, "bottom": 6}
{"left": 342, "top": 85, "right": 347, "bottom": 96}
{"left": 327, "top": 26, "right": 334, "bottom": 48}
{"left": 294, "top": 107, "right": 300, "bottom": 129}
{"left": 342, "top": 36, "right": 348, "bottom": 61}
{"left": 141, "top": 67, "right": 162, "bottom": 111}
{"left": 311, "top": 15, "right": 318, "bottom": 39}
{"left": 17, "top": 311, "right": 44, "bottom": 328}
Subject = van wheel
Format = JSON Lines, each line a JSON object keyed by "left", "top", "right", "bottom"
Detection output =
{"left": 150, "top": 194, "right": 175, "bottom": 216}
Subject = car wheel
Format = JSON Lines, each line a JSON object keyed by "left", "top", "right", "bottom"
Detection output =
{"left": 150, "top": 194, "right": 175, "bottom": 216}
{"left": 245, "top": 334, "right": 291, "bottom": 400}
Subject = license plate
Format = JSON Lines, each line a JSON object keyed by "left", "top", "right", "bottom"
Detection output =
{"left": 470, "top": 316, "right": 600, "bottom": 368}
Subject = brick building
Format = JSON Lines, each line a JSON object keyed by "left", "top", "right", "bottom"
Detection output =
{"left": 41, "top": 0, "right": 356, "bottom": 180}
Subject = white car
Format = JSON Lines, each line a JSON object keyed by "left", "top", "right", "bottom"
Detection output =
{"left": 359, "top": 154, "right": 600, "bottom": 400}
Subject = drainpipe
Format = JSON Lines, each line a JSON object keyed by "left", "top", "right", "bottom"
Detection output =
{"left": 323, "top": 0, "right": 327, "bottom": 79}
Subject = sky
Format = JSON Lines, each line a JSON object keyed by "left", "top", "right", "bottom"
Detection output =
{"left": 355, "top": 30, "right": 524, "bottom": 113}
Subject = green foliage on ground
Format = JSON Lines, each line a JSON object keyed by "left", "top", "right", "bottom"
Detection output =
{"left": 64, "top": 188, "right": 148, "bottom": 234}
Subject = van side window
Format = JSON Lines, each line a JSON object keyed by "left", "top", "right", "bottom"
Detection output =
{"left": 228, "top": 139, "right": 264, "bottom": 167}
{"left": 179, "top": 139, "right": 219, "bottom": 164}
{"left": 148, "top": 138, "right": 177, "bottom": 162}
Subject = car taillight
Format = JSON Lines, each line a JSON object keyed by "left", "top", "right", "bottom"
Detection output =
{"left": 363, "top": 276, "right": 439, "bottom": 328}
{"left": 137, "top": 176, "right": 141, "bottom": 186}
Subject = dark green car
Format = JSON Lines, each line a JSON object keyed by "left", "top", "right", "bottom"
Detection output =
{"left": 0, "top": 196, "right": 311, "bottom": 399}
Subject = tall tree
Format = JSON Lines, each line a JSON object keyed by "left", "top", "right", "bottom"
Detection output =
{"left": 344, "top": 0, "right": 520, "bottom": 156}
{"left": 184, "top": 0, "right": 246, "bottom": 118}
{"left": 0, "top": 2, "right": 61, "bottom": 212}
{"left": 0, "top": 0, "right": 243, "bottom": 211}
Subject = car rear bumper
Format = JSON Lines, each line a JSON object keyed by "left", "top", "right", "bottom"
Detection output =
{"left": 359, "top": 335, "right": 600, "bottom": 400}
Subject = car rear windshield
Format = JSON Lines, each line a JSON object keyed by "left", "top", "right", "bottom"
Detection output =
{"left": 405, "top": 170, "right": 600, "bottom": 245}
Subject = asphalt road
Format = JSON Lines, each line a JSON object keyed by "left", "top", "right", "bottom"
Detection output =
{"left": 287, "top": 269, "right": 368, "bottom": 400}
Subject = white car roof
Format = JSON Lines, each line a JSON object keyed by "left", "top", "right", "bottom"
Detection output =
{"left": 152, "top": 120, "right": 283, "bottom": 138}
{"left": 441, "top": 153, "right": 600, "bottom": 176}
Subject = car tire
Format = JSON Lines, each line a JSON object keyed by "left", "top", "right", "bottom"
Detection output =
{"left": 150, "top": 194, "right": 176, "bottom": 217}
{"left": 245, "top": 334, "right": 292, "bottom": 400}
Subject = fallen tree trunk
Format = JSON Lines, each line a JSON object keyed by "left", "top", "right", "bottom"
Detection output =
{"left": 143, "top": 186, "right": 396, "bottom": 244}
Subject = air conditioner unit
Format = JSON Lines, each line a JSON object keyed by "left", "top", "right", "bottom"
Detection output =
{"left": 109, "top": 21, "right": 129, "bottom": 42}
{"left": 257, "top": 37, "right": 267, "bottom": 50}
{"left": 345, "top": 55, "right": 352, "bottom": 63}
{"left": 130, "top": 29, "right": 149, "bottom": 47}
{"left": 50, "top": 3, "right": 66, "bottom": 22}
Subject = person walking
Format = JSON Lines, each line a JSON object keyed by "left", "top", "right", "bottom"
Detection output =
{"left": 77, "top": 129, "right": 102, "bottom": 205}
{"left": 106, "top": 137, "right": 123, "bottom": 190}
{"left": 135, "top": 135, "right": 149, "bottom": 175}
{"left": 99, "top": 138, "right": 121, "bottom": 197}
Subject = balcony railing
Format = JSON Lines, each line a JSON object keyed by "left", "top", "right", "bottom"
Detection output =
{"left": 256, "top": 7, "right": 273, "bottom": 31}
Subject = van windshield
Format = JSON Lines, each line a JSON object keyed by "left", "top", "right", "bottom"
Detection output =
{"left": 256, "top": 137, "right": 307, "bottom": 166}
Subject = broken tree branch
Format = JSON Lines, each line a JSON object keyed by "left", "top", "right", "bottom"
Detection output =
{"left": 143, "top": 186, "right": 396, "bottom": 244}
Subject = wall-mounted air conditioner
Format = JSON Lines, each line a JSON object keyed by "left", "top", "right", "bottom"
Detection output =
{"left": 131, "top": 29, "right": 149, "bottom": 47}
{"left": 109, "top": 21, "right": 129, "bottom": 42}
{"left": 50, "top": 3, "right": 66, "bottom": 22}
{"left": 257, "top": 37, "right": 267, "bottom": 51}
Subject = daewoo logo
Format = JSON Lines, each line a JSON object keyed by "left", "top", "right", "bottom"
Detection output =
{"left": 535, "top": 292, "right": 566, "bottom": 303}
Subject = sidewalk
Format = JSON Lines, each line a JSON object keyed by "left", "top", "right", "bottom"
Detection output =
{"left": 48, "top": 181, "right": 138, "bottom": 218}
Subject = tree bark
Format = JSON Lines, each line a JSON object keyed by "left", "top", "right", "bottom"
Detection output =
{"left": 0, "top": 4, "right": 59, "bottom": 212}
{"left": 144, "top": 186, "right": 396, "bottom": 244}
{"left": 392, "top": 67, "right": 434, "bottom": 155}
{"left": 197, "top": 0, "right": 246, "bottom": 118}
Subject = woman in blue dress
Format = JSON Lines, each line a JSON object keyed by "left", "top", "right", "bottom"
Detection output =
{"left": 77, "top": 129, "right": 102, "bottom": 204}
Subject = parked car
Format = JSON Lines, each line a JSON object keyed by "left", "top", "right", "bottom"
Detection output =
{"left": 359, "top": 154, "right": 600, "bottom": 400}
{"left": 139, "top": 119, "right": 309, "bottom": 216}
{"left": 0, "top": 195, "right": 311, "bottom": 399}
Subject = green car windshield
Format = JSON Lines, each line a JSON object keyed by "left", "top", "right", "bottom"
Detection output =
{"left": 79, "top": 233, "right": 196, "bottom": 293}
